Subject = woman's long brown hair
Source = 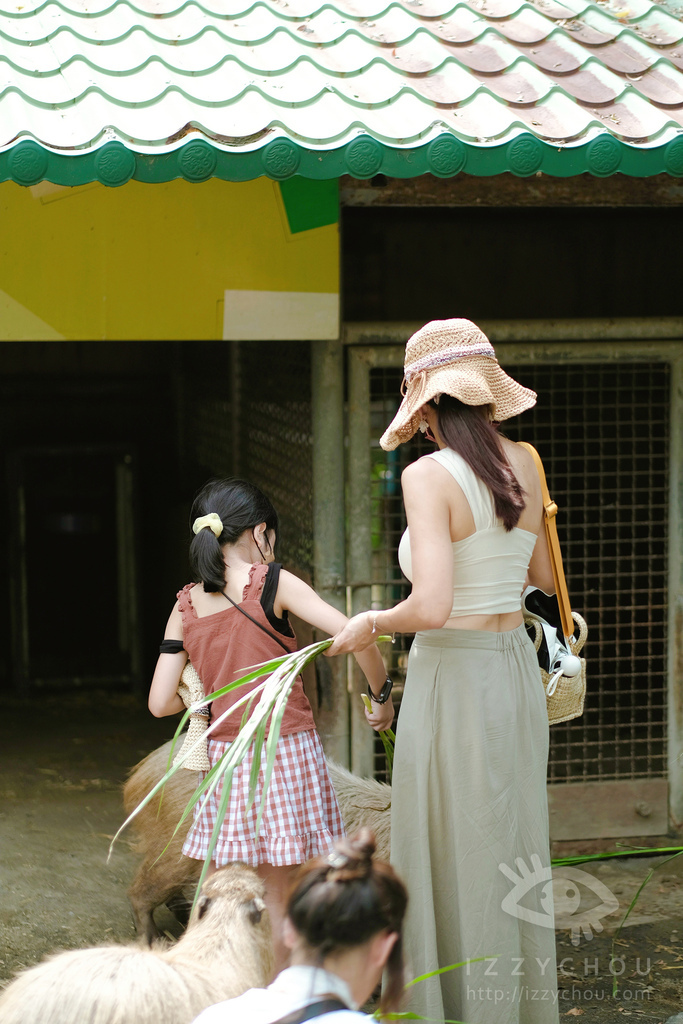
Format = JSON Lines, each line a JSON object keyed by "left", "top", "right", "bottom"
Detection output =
{"left": 431, "top": 395, "right": 526, "bottom": 531}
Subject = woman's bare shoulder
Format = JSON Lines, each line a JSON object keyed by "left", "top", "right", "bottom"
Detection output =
{"left": 502, "top": 437, "right": 537, "bottom": 480}
{"left": 401, "top": 452, "right": 448, "bottom": 483}
{"left": 500, "top": 435, "right": 533, "bottom": 462}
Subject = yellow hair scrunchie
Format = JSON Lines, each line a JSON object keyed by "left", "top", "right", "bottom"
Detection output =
{"left": 192, "top": 512, "right": 223, "bottom": 538}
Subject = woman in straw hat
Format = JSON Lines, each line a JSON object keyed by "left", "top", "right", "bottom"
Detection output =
{"left": 328, "top": 320, "right": 559, "bottom": 1024}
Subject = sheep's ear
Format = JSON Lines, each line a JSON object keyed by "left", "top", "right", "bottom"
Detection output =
{"left": 247, "top": 897, "right": 266, "bottom": 924}
{"left": 196, "top": 895, "right": 212, "bottom": 920}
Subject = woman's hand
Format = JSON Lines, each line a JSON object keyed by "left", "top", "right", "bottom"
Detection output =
{"left": 364, "top": 695, "right": 394, "bottom": 732}
{"left": 326, "top": 611, "right": 375, "bottom": 655}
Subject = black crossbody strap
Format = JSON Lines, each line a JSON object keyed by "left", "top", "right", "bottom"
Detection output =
{"left": 268, "top": 997, "right": 349, "bottom": 1024}
{"left": 221, "top": 571, "right": 292, "bottom": 655}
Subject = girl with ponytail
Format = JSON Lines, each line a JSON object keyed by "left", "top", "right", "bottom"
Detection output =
{"left": 148, "top": 479, "right": 392, "bottom": 969}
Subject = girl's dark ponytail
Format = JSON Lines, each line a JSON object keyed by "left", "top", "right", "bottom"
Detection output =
{"left": 189, "top": 527, "right": 228, "bottom": 593}
{"left": 189, "top": 479, "right": 279, "bottom": 593}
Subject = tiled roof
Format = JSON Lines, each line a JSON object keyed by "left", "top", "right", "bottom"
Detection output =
{"left": 1, "top": 0, "right": 682, "bottom": 185}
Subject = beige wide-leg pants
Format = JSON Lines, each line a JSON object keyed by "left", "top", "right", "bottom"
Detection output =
{"left": 391, "top": 625, "right": 559, "bottom": 1024}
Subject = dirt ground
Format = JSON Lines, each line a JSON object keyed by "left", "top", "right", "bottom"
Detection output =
{"left": 1, "top": 690, "right": 683, "bottom": 1023}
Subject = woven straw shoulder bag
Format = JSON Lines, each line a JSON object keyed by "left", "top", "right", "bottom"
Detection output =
{"left": 525, "top": 612, "right": 587, "bottom": 725}
{"left": 174, "top": 660, "right": 211, "bottom": 770}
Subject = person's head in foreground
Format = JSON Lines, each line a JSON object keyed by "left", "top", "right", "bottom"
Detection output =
{"left": 284, "top": 827, "right": 408, "bottom": 1016}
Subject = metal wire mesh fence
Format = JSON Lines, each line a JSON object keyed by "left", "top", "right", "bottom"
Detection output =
{"left": 177, "top": 340, "right": 314, "bottom": 579}
{"left": 236, "top": 341, "right": 314, "bottom": 579}
{"left": 368, "top": 362, "right": 669, "bottom": 785}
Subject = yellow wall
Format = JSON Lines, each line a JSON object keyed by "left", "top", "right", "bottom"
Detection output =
{"left": 0, "top": 178, "right": 339, "bottom": 341}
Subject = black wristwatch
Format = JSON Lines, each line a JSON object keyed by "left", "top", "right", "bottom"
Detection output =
{"left": 368, "top": 677, "right": 393, "bottom": 705}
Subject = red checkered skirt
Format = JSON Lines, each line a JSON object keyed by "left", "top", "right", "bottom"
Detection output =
{"left": 182, "top": 729, "right": 345, "bottom": 867}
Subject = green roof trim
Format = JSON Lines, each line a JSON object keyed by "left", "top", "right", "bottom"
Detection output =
{"left": 2, "top": 132, "right": 683, "bottom": 188}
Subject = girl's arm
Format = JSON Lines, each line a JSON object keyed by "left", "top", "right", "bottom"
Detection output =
{"left": 276, "top": 570, "right": 394, "bottom": 731}
{"left": 148, "top": 603, "right": 188, "bottom": 718}
{"left": 327, "top": 458, "right": 454, "bottom": 655}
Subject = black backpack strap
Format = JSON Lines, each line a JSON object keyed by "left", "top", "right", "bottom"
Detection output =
{"left": 260, "top": 561, "right": 281, "bottom": 617}
{"left": 260, "top": 563, "right": 295, "bottom": 638}
{"left": 268, "top": 997, "right": 349, "bottom": 1024}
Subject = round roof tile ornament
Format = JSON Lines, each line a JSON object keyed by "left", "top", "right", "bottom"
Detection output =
{"left": 9, "top": 141, "right": 48, "bottom": 186}
{"left": 345, "top": 136, "right": 383, "bottom": 179}
{"left": 586, "top": 134, "right": 622, "bottom": 177}
{"left": 94, "top": 142, "right": 135, "bottom": 187}
{"left": 178, "top": 140, "right": 217, "bottom": 182}
{"left": 664, "top": 136, "right": 683, "bottom": 177}
{"left": 262, "top": 139, "right": 300, "bottom": 180}
{"left": 507, "top": 135, "right": 544, "bottom": 176}
{"left": 427, "top": 135, "right": 466, "bottom": 177}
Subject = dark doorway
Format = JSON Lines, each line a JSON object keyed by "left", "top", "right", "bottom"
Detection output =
{"left": 0, "top": 342, "right": 184, "bottom": 693}
{"left": 9, "top": 446, "right": 139, "bottom": 687}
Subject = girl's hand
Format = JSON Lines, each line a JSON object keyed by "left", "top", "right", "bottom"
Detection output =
{"left": 326, "top": 611, "right": 375, "bottom": 655}
{"left": 364, "top": 695, "right": 394, "bottom": 732}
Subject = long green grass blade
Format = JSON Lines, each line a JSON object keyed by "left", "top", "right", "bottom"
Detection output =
{"left": 404, "top": 957, "right": 492, "bottom": 988}
{"left": 108, "top": 748, "right": 206, "bottom": 861}
{"left": 252, "top": 669, "right": 301, "bottom": 833}
{"left": 376, "top": 959, "right": 490, "bottom": 1022}
{"left": 153, "top": 747, "right": 233, "bottom": 864}
{"left": 378, "top": 1014, "right": 425, "bottom": 1021}
{"left": 380, "top": 1014, "right": 467, "bottom": 1023}
{"left": 610, "top": 848, "right": 683, "bottom": 996}
{"left": 160, "top": 677, "right": 269, "bottom": 779}
{"left": 248, "top": 717, "right": 269, "bottom": 800}
{"left": 248, "top": 665, "right": 303, "bottom": 820}
{"left": 193, "top": 765, "right": 236, "bottom": 911}
{"left": 253, "top": 643, "right": 326, "bottom": 811}
{"left": 552, "top": 844, "right": 683, "bottom": 867}
{"left": 380, "top": 731, "right": 394, "bottom": 780}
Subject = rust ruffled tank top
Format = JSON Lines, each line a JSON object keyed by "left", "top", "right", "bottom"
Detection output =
{"left": 177, "top": 563, "right": 315, "bottom": 742}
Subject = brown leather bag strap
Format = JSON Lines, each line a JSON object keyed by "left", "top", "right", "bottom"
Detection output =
{"left": 518, "top": 441, "right": 574, "bottom": 639}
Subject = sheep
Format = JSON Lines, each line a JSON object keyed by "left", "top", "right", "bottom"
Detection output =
{"left": 0, "top": 947, "right": 215, "bottom": 1024}
{"left": 122, "top": 741, "right": 392, "bottom": 943}
{"left": 0, "top": 863, "right": 274, "bottom": 1024}
{"left": 325, "top": 759, "right": 391, "bottom": 863}
{"left": 123, "top": 740, "right": 199, "bottom": 943}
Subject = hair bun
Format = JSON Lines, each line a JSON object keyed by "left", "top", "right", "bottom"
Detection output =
{"left": 349, "top": 827, "right": 376, "bottom": 864}
{"left": 325, "top": 829, "right": 376, "bottom": 879}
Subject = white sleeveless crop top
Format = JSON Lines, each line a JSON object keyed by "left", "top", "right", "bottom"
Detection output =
{"left": 398, "top": 448, "right": 537, "bottom": 617}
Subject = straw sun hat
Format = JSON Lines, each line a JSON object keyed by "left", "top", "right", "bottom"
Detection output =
{"left": 379, "top": 319, "right": 537, "bottom": 451}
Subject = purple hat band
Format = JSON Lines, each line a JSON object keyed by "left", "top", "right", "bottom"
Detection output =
{"left": 404, "top": 341, "right": 496, "bottom": 382}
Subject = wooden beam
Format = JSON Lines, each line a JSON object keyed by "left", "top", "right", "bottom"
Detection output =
{"left": 340, "top": 172, "right": 683, "bottom": 208}
{"left": 548, "top": 780, "right": 668, "bottom": 841}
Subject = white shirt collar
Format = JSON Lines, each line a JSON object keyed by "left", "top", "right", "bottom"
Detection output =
{"left": 269, "top": 965, "right": 358, "bottom": 1011}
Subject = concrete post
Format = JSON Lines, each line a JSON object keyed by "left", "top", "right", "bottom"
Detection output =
{"left": 347, "top": 348, "right": 375, "bottom": 777}
{"left": 311, "top": 338, "right": 349, "bottom": 765}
